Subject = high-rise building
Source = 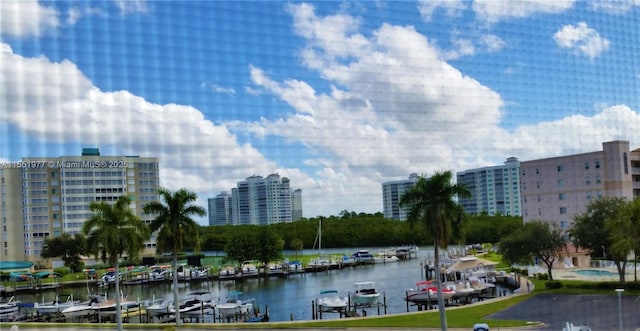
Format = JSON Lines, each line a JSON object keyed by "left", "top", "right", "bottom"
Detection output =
{"left": 382, "top": 173, "right": 420, "bottom": 221}
{"left": 208, "top": 192, "right": 232, "bottom": 226}
{"left": 520, "top": 140, "right": 640, "bottom": 230}
{"left": 211, "top": 173, "right": 300, "bottom": 226}
{"left": 456, "top": 157, "right": 522, "bottom": 216}
{"left": 0, "top": 148, "right": 160, "bottom": 264}
{"left": 291, "top": 188, "right": 303, "bottom": 221}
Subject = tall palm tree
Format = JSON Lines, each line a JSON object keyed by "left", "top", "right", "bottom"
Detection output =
{"left": 143, "top": 188, "right": 206, "bottom": 326}
{"left": 399, "top": 170, "right": 470, "bottom": 331}
{"left": 82, "top": 196, "right": 150, "bottom": 331}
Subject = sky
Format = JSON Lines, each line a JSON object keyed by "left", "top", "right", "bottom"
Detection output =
{"left": 1, "top": 0, "right": 640, "bottom": 224}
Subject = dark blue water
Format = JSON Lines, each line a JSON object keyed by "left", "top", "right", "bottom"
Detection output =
{"left": 13, "top": 247, "right": 512, "bottom": 322}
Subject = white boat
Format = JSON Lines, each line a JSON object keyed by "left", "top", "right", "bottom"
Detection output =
{"left": 170, "top": 291, "right": 215, "bottom": 316}
{"left": 405, "top": 281, "right": 456, "bottom": 303}
{"left": 287, "top": 260, "right": 305, "bottom": 273}
{"left": 266, "top": 262, "right": 285, "bottom": 277}
{"left": 352, "top": 281, "right": 380, "bottom": 307}
{"left": 99, "top": 271, "right": 119, "bottom": 286}
{"left": 145, "top": 297, "right": 171, "bottom": 317}
{"left": 218, "top": 265, "right": 237, "bottom": 280}
{"left": 92, "top": 297, "right": 140, "bottom": 316}
{"left": 35, "top": 294, "right": 80, "bottom": 315}
{"left": 189, "top": 267, "right": 210, "bottom": 280}
{"left": 149, "top": 265, "right": 171, "bottom": 282}
{"left": 0, "top": 297, "right": 19, "bottom": 321}
{"left": 216, "top": 290, "right": 254, "bottom": 318}
{"left": 240, "top": 261, "right": 259, "bottom": 278}
{"left": 317, "top": 290, "right": 348, "bottom": 312}
{"left": 61, "top": 294, "right": 105, "bottom": 318}
{"left": 352, "top": 250, "right": 375, "bottom": 264}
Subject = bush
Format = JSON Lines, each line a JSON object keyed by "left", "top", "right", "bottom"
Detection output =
{"left": 545, "top": 280, "right": 563, "bottom": 289}
{"left": 53, "top": 267, "right": 71, "bottom": 276}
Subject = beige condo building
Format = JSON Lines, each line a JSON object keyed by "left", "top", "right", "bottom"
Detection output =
{"left": 0, "top": 148, "right": 160, "bottom": 267}
{"left": 520, "top": 140, "right": 640, "bottom": 230}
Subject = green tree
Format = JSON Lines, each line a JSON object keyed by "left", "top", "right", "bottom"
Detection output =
{"left": 399, "top": 170, "right": 470, "bottom": 331}
{"left": 225, "top": 232, "right": 259, "bottom": 262}
{"left": 498, "top": 221, "right": 565, "bottom": 280}
{"left": 607, "top": 198, "right": 640, "bottom": 282}
{"left": 41, "top": 233, "right": 86, "bottom": 272}
{"left": 256, "top": 228, "right": 284, "bottom": 264}
{"left": 82, "top": 196, "right": 150, "bottom": 331}
{"left": 569, "top": 197, "right": 628, "bottom": 281}
{"left": 143, "top": 188, "right": 206, "bottom": 326}
{"left": 290, "top": 238, "right": 303, "bottom": 258}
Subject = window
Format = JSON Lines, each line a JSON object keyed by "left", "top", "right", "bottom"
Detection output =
{"left": 595, "top": 176, "right": 601, "bottom": 184}
{"left": 595, "top": 161, "right": 600, "bottom": 169}
{"left": 559, "top": 193, "right": 565, "bottom": 200}
{"left": 536, "top": 168, "right": 539, "bottom": 175}
{"left": 585, "top": 176, "right": 591, "bottom": 185}
{"left": 557, "top": 165, "right": 564, "bottom": 172}
{"left": 584, "top": 162, "right": 589, "bottom": 170}
{"left": 559, "top": 207, "right": 567, "bottom": 214}
{"left": 558, "top": 179, "right": 565, "bottom": 187}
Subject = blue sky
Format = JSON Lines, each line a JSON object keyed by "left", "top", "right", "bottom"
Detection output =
{"left": 1, "top": 1, "right": 640, "bottom": 222}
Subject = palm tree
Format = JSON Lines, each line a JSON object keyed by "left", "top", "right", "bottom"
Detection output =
{"left": 143, "top": 188, "right": 206, "bottom": 326}
{"left": 82, "top": 196, "right": 150, "bottom": 331}
{"left": 399, "top": 170, "right": 470, "bottom": 331}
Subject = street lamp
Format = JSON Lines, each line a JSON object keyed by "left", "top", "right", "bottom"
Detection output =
{"left": 615, "top": 288, "right": 624, "bottom": 331}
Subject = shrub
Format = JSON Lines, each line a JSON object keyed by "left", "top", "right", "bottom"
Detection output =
{"left": 53, "top": 267, "right": 71, "bottom": 276}
{"left": 545, "top": 280, "right": 563, "bottom": 289}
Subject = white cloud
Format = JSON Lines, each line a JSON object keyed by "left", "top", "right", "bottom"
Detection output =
{"left": 201, "top": 82, "right": 236, "bottom": 95}
{"left": 113, "top": 0, "right": 148, "bottom": 15}
{"left": 0, "top": 1, "right": 59, "bottom": 37}
{"left": 589, "top": 1, "right": 640, "bottom": 15}
{"left": 66, "top": 6, "right": 107, "bottom": 25}
{"left": 417, "top": 0, "right": 466, "bottom": 22}
{"left": 480, "top": 34, "right": 506, "bottom": 52}
{"left": 0, "top": 43, "right": 295, "bottom": 222}
{"left": 473, "top": 0, "right": 575, "bottom": 24}
{"left": 553, "top": 22, "right": 610, "bottom": 59}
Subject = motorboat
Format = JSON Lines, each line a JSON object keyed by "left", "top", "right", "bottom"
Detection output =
{"left": 218, "top": 265, "right": 237, "bottom": 280}
{"left": 61, "top": 293, "right": 106, "bottom": 318}
{"left": 352, "top": 250, "right": 375, "bottom": 264}
{"left": 266, "top": 262, "right": 285, "bottom": 277}
{"left": 0, "top": 296, "right": 19, "bottom": 321}
{"left": 190, "top": 267, "right": 210, "bottom": 280}
{"left": 240, "top": 261, "right": 259, "bottom": 278}
{"left": 287, "top": 260, "right": 305, "bottom": 273}
{"left": 405, "top": 280, "right": 456, "bottom": 303}
{"left": 35, "top": 294, "right": 80, "bottom": 315}
{"left": 149, "top": 265, "right": 171, "bottom": 282}
{"left": 145, "top": 296, "right": 171, "bottom": 317}
{"left": 92, "top": 297, "right": 140, "bottom": 317}
{"left": 317, "top": 290, "right": 348, "bottom": 312}
{"left": 170, "top": 291, "right": 215, "bottom": 316}
{"left": 99, "top": 271, "right": 118, "bottom": 286}
{"left": 216, "top": 290, "right": 254, "bottom": 318}
{"left": 352, "top": 281, "right": 380, "bottom": 307}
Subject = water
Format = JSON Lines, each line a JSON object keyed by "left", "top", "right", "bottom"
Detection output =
{"left": 11, "top": 248, "right": 512, "bottom": 322}
{"left": 574, "top": 269, "right": 617, "bottom": 277}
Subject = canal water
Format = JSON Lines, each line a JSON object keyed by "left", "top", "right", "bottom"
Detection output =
{"left": 12, "top": 247, "right": 513, "bottom": 323}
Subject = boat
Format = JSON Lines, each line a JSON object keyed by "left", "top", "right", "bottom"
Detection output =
{"left": 374, "top": 251, "right": 399, "bottom": 263}
{"left": 149, "top": 265, "right": 171, "bottom": 282}
{"left": 308, "top": 218, "right": 340, "bottom": 270}
{"left": 169, "top": 291, "right": 215, "bottom": 316}
{"left": 218, "top": 265, "right": 237, "bottom": 280}
{"left": 240, "top": 261, "right": 259, "bottom": 278}
{"left": 317, "top": 290, "right": 348, "bottom": 312}
{"left": 216, "top": 290, "right": 254, "bottom": 318}
{"left": 0, "top": 297, "right": 19, "bottom": 321}
{"left": 405, "top": 280, "right": 456, "bottom": 303}
{"left": 61, "top": 293, "right": 106, "bottom": 318}
{"left": 92, "top": 296, "right": 140, "bottom": 317}
{"left": 352, "top": 250, "right": 375, "bottom": 264}
{"left": 189, "top": 266, "right": 210, "bottom": 280}
{"left": 266, "top": 262, "right": 285, "bottom": 277}
{"left": 99, "top": 271, "right": 118, "bottom": 286}
{"left": 35, "top": 294, "right": 81, "bottom": 315}
{"left": 287, "top": 260, "right": 305, "bottom": 273}
{"left": 145, "top": 296, "right": 171, "bottom": 317}
{"left": 352, "top": 281, "right": 380, "bottom": 307}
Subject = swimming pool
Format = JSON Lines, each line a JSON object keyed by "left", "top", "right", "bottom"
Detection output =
{"left": 574, "top": 269, "right": 617, "bottom": 277}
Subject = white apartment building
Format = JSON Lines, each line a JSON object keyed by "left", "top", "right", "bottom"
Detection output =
{"left": 0, "top": 148, "right": 160, "bottom": 264}
{"left": 213, "top": 173, "right": 299, "bottom": 226}
{"left": 520, "top": 140, "right": 640, "bottom": 230}
{"left": 456, "top": 157, "right": 522, "bottom": 216}
{"left": 382, "top": 173, "right": 420, "bottom": 221}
